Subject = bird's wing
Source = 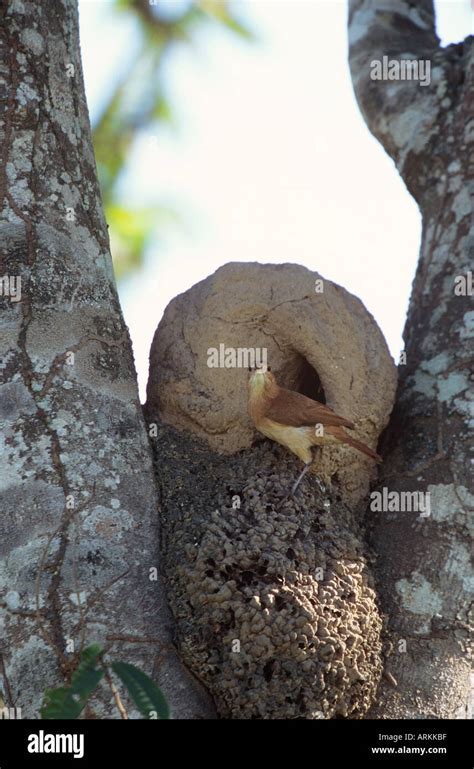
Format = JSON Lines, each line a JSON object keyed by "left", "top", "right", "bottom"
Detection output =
{"left": 326, "top": 426, "right": 382, "bottom": 462}
{"left": 265, "top": 387, "right": 355, "bottom": 429}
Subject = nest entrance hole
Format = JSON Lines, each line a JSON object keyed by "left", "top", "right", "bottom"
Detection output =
{"left": 282, "top": 355, "right": 326, "bottom": 404}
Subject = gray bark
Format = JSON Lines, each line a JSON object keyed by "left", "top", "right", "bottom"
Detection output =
{"left": 348, "top": 0, "right": 473, "bottom": 718}
{"left": 0, "top": 0, "right": 213, "bottom": 718}
{"left": 2, "top": 0, "right": 471, "bottom": 722}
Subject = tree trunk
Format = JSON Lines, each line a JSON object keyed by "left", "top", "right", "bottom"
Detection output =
{"left": 348, "top": 0, "right": 473, "bottom": 718}
{"left": 2, "top": 0, "right": 471, "bottom": 721}
{"left": 0, "top": 0, "right": 213, "bottom": 718}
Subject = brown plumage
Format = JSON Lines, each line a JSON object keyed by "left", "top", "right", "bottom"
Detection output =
{"left": 248, "top": 367, "right": 381, "bottom": 497}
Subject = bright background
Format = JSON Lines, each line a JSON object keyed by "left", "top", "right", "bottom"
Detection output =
{"left": 78, "top": 0, "right": 473, "bottom": 400}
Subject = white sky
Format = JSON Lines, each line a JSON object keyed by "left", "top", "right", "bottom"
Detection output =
{"left": 78, "top": 0, "right": 473, "bottom": 401}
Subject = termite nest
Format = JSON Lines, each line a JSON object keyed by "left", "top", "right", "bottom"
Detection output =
{"left": 151, "top": 421, "right": 383, "bottom": 719}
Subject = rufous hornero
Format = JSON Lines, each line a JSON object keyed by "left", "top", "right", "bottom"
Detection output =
{"left": 248, "top": 366, "right": 381, "bottom": 498}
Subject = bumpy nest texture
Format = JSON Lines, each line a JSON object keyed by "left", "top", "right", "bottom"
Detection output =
{"left": 151, "top": 422, "right": 383, "bottom": 719}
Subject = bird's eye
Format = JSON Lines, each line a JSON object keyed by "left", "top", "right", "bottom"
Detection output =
{"left": 248, "top": 366, "right": 252, "bottom": 372}
{"left": 267, "top": 366, "right": 271, "bottom": 372}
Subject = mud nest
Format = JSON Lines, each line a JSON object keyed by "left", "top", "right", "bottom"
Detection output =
{"left": 150, "top": 421, "right": 383, "bottom": 719}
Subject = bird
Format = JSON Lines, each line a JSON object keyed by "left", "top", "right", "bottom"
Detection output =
{"left": 248, "top": 366, "right": 381, "bottom": 499}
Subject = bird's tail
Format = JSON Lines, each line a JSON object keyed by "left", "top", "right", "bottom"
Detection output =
{"left": 331, "top": 427, "right": 382, "bottom": 462}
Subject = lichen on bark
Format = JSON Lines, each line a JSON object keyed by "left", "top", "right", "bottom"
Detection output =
{"left": 349, "top": 0, "right": 473, "bottom": 718}
{"left": 0, "top": 0, "right": 212, "bottom": 718}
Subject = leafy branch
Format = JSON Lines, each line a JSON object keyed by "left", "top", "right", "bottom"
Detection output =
{"left": 94, "top": 0, "right": 255, "bottom": 279}
{"left": 40, "top": 644, "right": 170, "bottom": 720}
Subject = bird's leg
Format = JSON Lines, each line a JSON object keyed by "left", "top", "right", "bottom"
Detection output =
{"left": 290, "top": 461, "right": 312, "bottom": 497}
{"left": 277, "top": 459, "right": 313, "bottom": 509}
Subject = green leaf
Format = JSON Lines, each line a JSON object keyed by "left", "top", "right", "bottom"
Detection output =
{"left": 197, "top": 0, "right": 256, "bottom": 41}
{"left": 40, "top": 645, "right": 104, "bottom": 720}
{"left": 41, "top": 687, "right": 84, "bottom": 720}
{"left": 70, "top": 644, "right": 104, "bottom": 697}
{"left": 111, "top": 662, "right": 170, "bottom": 719}
{"left": 220, "top": 15, "right": 256, "bottom": 42}
{"left": 106, "top": 204, "right": 154, "bottom": 279}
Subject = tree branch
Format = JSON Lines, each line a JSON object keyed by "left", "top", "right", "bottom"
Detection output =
{"left": 347, "top": 0, "right": 470, "bottom": 202}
